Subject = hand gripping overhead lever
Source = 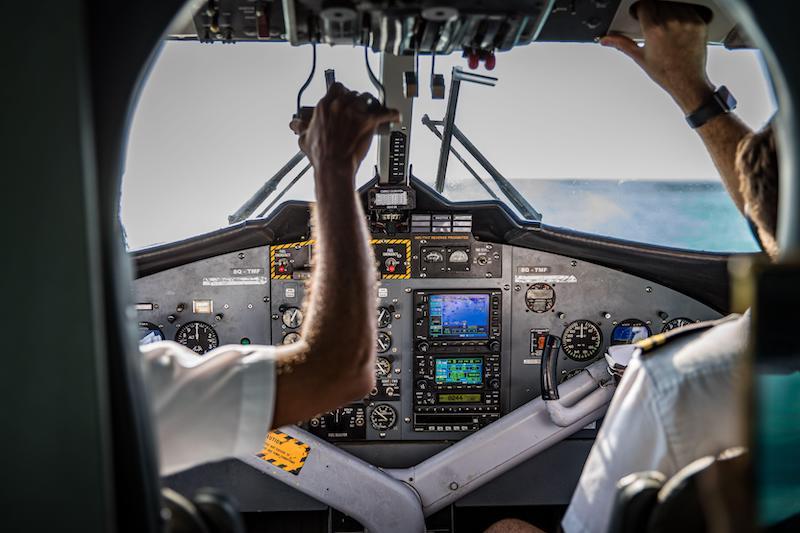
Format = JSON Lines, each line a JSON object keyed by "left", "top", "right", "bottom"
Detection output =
{"left": 293, "top": 44, "right": 391, "bottom": 134}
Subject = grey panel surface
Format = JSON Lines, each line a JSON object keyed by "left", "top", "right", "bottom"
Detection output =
{"left": 134, "top": 247, "right": 270, "bottom": 347}
{"left": 508, "top": 247, "right": 720, "bottom": 409}
{"left": 163, "top": 439, "right": 593, "bottom": 512}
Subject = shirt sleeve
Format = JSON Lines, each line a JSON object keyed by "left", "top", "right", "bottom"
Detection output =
{"left": 140, "top": 341, "right": 276, "bottom": 476}
{"left": 561, "top": 357, "right": 677, "bottom": 533}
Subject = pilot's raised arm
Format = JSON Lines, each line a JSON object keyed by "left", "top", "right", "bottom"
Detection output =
{"left": 600, "top": 0, "right": 753, "bottom": 216}
{"left": 141, "top": 83, "right": 399, "bottom": 476}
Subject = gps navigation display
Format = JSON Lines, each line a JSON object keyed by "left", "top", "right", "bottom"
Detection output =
{"left": 434, "top": 358, "right": 484, "bottom": 385}
{"left": 429, "top": 293, "right": 490, "bottom": 339}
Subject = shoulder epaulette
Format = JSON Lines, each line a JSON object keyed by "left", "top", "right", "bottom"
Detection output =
{"left": 635, "top": 315, "right": 739, "bottom": 355}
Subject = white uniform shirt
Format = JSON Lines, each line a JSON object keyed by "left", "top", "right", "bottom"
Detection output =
{"left": 562, "top": 313, "right": 749, "bottom": 533}
{"left": 140, "top": 341, "right": 276, "bottom": 476}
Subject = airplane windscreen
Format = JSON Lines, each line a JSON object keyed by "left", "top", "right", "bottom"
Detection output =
{"left": 122, "top": 41, "right": 774, "bottom": 252}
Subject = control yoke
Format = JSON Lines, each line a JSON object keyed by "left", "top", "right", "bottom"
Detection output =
{"left": 541, "top": 334, "right": 617, "bottom": 428}
{"left": 540, "top": 335, "right": 562, "bottom": 401}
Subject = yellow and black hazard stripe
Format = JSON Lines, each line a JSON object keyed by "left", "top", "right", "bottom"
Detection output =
{"left": 269, "top": 238, "right": 412, "bottom": 280}
{"left": 269, "top": 240, "right": 314, "bottom": 280}
{"left": 256, "top": 429, "right": 311, "bottom": 475}
{"left": 372, "top": 238, "right": 412, "bottom": 280}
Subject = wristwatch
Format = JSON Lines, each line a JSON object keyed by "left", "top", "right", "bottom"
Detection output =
{"left": 686, "top": 85, "right": 737, "bottom": 129}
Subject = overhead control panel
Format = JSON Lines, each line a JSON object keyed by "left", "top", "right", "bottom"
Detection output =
{"left": 170, "top": 0, "right": 553, "bottom": 57}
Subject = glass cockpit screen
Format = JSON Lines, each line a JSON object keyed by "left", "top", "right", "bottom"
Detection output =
{"left": 428, "top": 293, "right": 490, "bottom": 339}
{"left": 435, "top": 357, "right": 484, "bottom": 385}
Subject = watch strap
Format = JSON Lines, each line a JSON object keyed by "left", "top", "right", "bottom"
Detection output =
{"left": 686, "top": 86, "right": 737, "bottom": 129}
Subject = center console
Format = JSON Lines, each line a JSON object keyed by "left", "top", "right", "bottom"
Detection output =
{"left": 412, "top": 290, "right": 502, "bottom": 433}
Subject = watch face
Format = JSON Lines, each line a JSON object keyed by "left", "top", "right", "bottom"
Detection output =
{"left": 719, "top": 86, "right": 737, "bottom": 111}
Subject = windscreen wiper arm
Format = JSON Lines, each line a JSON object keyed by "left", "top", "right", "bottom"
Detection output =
{"left": 421, "top": 114, "right": 500, "bottom": 202}
{"left": 424, "top": 116, "right": 542, "bottom": 222}
{"left": 227, "top": 151, "right": 307, "bottom": 224}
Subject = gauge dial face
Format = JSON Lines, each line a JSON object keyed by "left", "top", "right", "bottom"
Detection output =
{"left": 525, "top": 283, "right": 556, "bottom": 313}
{"left": 611, "top": 319, "right": 652, "bottom": 346}
{"left": 377, "top": 307, "right": 392, "bottom": 328}
{"left": 138, "top": 321, "right": 165, "bottom": 345}
{"left": 175, "top": 321, "right": 219, "bottom": 354}
{"left": 377, "top": 332, "right": 392, "bottom": 353}
{"left": 282, "top": 332, "right": 301, "bottom": 345}
{"left": 370, "top": 404, "right": 397, "bottom": 431}
{"left": 376, "top": 356, "right": 392, "bottom": 377}
{"left": 281, "top": 307, "right": 304, "bottom": 328}
{"left": 561, "top": 320, "right": 603, "bottom": 361}
{"left": 662, "top": 317, "right": 694, "bottom": 333}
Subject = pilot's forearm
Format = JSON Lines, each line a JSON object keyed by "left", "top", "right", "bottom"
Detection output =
{"left": 305, "top": 165, "right": 376, "bottom": 372}
{"left": 674, "top": 85, "right": 752, "bottom": 215}
{"left": 271, "top": 165, "right": 375, "bottom": 427}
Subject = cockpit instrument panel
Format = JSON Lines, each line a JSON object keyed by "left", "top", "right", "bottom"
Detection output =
{"left": 134, "top": 231, "right": 720, "bottom": 444}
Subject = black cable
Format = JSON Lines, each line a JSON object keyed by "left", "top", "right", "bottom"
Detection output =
{"left": 296, "top": 43, "right": 317, "bottom": 113}
{"left": 364, "top": 45, "right": 386, "bottom": 104}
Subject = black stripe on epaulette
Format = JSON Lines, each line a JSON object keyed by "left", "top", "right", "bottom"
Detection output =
{"left": 636, "top": 315, "right": 740, "bottom": 355}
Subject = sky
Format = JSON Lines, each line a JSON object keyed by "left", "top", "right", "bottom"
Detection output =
{"left": 121, "top": 40, "right": 776, "bottom": 249}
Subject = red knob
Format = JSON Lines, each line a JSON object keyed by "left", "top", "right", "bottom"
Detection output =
{"left": 467, "top": 51, "right": 479, "bottom": 70}
{"left": 484, "top": 52, "right": 496, "bottom": 71}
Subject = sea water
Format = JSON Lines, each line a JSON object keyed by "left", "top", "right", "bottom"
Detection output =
{"left": 437, "top": 178, "right": 760, "bottom": 253}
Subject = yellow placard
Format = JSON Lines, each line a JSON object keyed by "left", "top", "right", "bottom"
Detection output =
{"left": 256, "top": 430, "right": 311, "bottom": 475}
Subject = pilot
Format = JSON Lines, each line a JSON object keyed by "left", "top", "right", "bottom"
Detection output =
{"left": 488, "top": 1, "right": 779, "bottom": 532}
{"left": 141, "top": 83, "right": 399, "bottom": 475}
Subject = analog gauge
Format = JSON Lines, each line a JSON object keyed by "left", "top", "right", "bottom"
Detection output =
{"left": 525, "top": 283, "right": 556, "bottom": 313}
{"left": 448, "top": 249, "right": 469, "bottom": 263}
{"left": 561, "top": 320, "right": 603, "bottom": 361}
{"left": 376, "top": 332, "right": 392, "bottom": 354}
{"left": 377, "top": 307, "right": 392, "bottom": 328}
{"left": 376, "top": 356, "right": 392, "bottom": 377}
{"left": 370, "top": 404, "right": 397, "bottom": 431}
{"left": 138, "top": 321, "right": 164, "bottom": 345}
{"left": 662, "top": 317, "right": 695, "bottom": 333}
{"left": 611, "top": 319, "right": 652, "bottom": 346}
{"left": 281, "top": 306, "right": 304, "bottom": 328}
{"left": 424, "top": 250, "right": 444, "bottom": 263}
{"left": 175, "top": 321, "right": 219, "bottom": 355}
{"left": 282, "top": 332, "right": 301, "bottom": 345}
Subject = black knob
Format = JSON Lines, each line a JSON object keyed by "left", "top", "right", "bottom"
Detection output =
{"left": 176, "top": 303, "right": 185, "bottom": 313}
{"left": 658, "top": 311, "right": 669, "bottom": 320}
{"left": 416, "top": 379, "right": 429, "bottom": 391}
{"left": 489, "top": 379, "right": 500, "bottom": 390}
{"left": 488, "top": 340, "right": 501, "bottom": 353}
{"left": 417, "top": 341, "right": 430, "bottom": 353}
{"left": 167, "top": 314, "right": 177, "bottom": 323}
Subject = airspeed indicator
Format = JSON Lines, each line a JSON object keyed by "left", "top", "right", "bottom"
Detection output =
{"left": 561, "top": 319, "right": 603, "bottom": 361}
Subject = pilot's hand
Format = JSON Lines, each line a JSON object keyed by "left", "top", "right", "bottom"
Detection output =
{"left": 600, "top": 0, "right": 714, "bottom": 114}
{"left": 289, "top": 82, "right": 400, "bottom": 180}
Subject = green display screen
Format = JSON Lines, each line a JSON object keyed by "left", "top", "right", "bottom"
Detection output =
{"left": 438, "top": 393, "right": 482, "bottom": 403}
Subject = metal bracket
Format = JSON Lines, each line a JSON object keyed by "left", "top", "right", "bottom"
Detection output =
{"left": 434, "top": 67, "right": 497, "bottom": 193}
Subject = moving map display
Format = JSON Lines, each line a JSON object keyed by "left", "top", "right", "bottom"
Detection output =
{"left": 429, "top": 293, "right": 490, "bottom": 339}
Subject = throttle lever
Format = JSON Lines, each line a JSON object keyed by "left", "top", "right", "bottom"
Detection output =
{"left": 540, "top": 335, "right": 562, "bottom": 401}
